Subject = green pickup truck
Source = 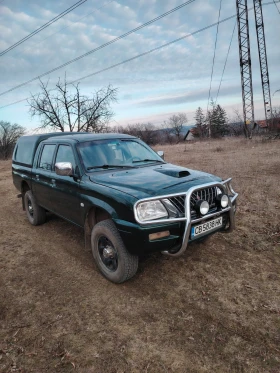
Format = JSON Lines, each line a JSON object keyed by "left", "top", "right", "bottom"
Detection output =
{"left": 12, "top": 132, "right": 238, "bottom": 283}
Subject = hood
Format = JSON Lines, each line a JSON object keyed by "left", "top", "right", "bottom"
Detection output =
{"left": 88, "top": 163, "right": 221, "bottom": 199}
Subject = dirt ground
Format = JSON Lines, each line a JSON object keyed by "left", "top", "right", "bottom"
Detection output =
{"left": 0, "top": 137, "right": 279, "bottom": 373}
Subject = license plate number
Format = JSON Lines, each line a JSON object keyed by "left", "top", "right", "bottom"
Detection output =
{"left": 191, "top": 217, "right": 223, "bottom": 238}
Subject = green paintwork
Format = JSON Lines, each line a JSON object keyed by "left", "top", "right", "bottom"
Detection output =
{"left": 12, "top": 133, "right": 230, "bottom": 255}
{"left": 89, "top": 163, "right": 221, "bottom": 200}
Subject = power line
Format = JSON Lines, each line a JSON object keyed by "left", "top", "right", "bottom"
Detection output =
{"left": 0, "top": 0, "right": 195, "bottom": 97}
{"left": 8, "top": 0, "right": 114, "bottom": 61}
{"left": 0, "top": 0, "right": 87, "bottom": 57}
{"left": 0, "top": 1, "right": 278, "bottom": 110}
{"left": 0, "top": 97, "right": 28, "bottom": 109}
{"left": 207, "top": 0, "right": 222, "bottom": 114}
{"left": 0, "top": 13, "right": 238, "bottom": 110}
{"left": 215, "top": 21, "right": 236, "bottom": 105}
{"left": 3, "top": 0, "right": 114, "bottom": 88}
{"left": 273, "top": 0, "right": 280, "bottom": 13}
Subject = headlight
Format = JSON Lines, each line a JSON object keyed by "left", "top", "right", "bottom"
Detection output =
{"left": 216, "top": 194, "right": 229, "bottom": 208}
{"left": 136, "top": 200, "right": 168, "bottom": 221}
{"left": 195, "top": 200, "right": 209, "bottom": 215}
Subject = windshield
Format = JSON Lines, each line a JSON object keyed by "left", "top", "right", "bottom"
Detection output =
{"left": 77, "top": 138, "right": 164, "bottom": 170}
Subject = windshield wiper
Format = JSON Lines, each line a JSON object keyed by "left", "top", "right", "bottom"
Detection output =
{"left": 87, "top": 164, "right": 134, "bottom": 170}
{"left": 132, "top": 159, "right": 164, "bottom": 163}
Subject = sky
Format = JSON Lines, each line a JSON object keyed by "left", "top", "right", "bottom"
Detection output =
{"left": 0, "top": 0, "right": 279, "bottom": 131}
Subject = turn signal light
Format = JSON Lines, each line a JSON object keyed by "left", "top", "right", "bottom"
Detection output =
{"left": 149, "top": 231, "right": 170, "bottom": 241}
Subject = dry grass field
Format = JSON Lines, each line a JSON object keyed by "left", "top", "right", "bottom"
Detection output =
{"left": 0, "top": 137, "right": 279, "bottom": 373}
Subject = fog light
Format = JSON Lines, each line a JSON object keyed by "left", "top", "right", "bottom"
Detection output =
{"left": 216, "top": 194, "right": 229, "bottom": 208}
{"left": 149, "top": 231, "right": 170, "bottom": 241}
{"left": 195, "top": 200, "right": 209, "bottom": 216}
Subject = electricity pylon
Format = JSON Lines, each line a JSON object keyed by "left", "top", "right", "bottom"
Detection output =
{"left": 236, "top": 0, "right": 254, "bottom": 138}
{"left": 253, "top": 0, "right": 272, "bottom": 128}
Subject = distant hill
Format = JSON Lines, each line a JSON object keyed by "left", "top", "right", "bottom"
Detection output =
{"left": 159, "top": 124, "right": 195, "bottom": 135}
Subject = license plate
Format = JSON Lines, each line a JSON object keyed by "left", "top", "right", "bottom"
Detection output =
{"left": 191, "top": 217, "right": 223, "bottom": 238}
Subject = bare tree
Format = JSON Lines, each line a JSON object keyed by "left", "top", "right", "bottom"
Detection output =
{"left": 227, "top": 109, "right": 246, "bottom": 137}
{"left": 271, "top": 106, "right": 280, "bottom": 132}
{"left": 28, "top": 78, "right": 117, "bottom": 132}
{"left": 166, "top": 113, "right": 187, "bottom": 142}
{"left": 124, "top": 123, "right": 157, "bottom": 144}
{"left": 160, "top": 124, "right": 174, "bottom": 144}
{"left": 0, "top": 121, "right": 25, "bottom": 160}
{"left": 136, "top": 123, "right": 156, "bottom": 144}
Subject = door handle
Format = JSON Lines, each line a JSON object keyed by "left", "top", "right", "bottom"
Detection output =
{"left": 51, "top": 179, "right": 56, "bottom": 186}
{"left": 35, "top": 174, "right": 39, "bottom": 180}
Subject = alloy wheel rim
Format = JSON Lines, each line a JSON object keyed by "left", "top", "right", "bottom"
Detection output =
{"left": 28, "top": 199, "right": 34, "bottom": 217}
{"left": 98, "top": 236, "right": 118, "bottom": 272}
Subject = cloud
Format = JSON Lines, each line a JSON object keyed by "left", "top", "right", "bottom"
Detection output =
{"left": 0, "top": 0, "right": 279, "bottom": 130}
{"left": 136, "top": 82, "right": 244, "bottom": 108}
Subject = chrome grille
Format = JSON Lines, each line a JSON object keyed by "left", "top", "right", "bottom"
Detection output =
{"left": 190, "top": 186, "right": 220, "bottom": 218}
{"left": 168, "top": 195, "right": 185, "bottom": 216}
{"left": 166, "top": 186, "right": 221, "bottom": 219}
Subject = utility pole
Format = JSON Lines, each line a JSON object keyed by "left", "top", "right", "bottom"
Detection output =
{"left": 236, "top": 0, "right": 255, "bottom": 138}
{"left": 253, "top": 0, "right": 272, "bottom": 128}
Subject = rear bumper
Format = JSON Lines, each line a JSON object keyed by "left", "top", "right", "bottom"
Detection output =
{"left": 115, "top": 179, "right": 238, "bottom": 256}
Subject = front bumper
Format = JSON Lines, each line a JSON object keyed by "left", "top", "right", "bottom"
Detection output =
{"left": 114, "top": 219, "right": 183, "bottom": 255}
{"left": 123, "top": 179, "right": 238, "bottom": 256}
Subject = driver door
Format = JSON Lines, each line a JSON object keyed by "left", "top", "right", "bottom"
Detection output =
{"left": 50, "top": 144, "right": 82, "bottom": 226}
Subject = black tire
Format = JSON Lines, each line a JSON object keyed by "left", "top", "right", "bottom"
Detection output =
{"left": 24, "top": 190, "right": 46, "bottom": 226}
{"left": 91, "top": 219, "right": 138, "bottom": 283}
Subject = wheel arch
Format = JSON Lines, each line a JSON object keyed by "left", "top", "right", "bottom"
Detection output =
{"left": 21, "top": 181, "right": 31, "bottom": 210}
{"left": 84, "top": 205, "right": 112, "bottom": 238}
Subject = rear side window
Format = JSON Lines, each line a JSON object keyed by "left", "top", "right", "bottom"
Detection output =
{"left": 55, "top": 145, "right": 76, "bottom": 167}
{"left": 39, "top": 144, "right": 56, "bottom": 170}
{"left": 13, "top": 138, "right": 37, "bottom": 166}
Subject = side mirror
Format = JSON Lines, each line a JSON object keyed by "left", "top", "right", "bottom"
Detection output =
{"left": 157, "top": 150, "right": 164, "bottom": 160}
{"left": 55, "top": 162, "right": 73, "bottom": 176}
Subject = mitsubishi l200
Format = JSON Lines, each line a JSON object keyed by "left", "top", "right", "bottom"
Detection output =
{"left": 12, "top": 132, "right": 238, "bottom": 283}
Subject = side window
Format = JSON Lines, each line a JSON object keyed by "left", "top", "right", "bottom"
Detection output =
{"left": 55, "top": 145, "right": 76, "bottom": 167}
{"left": 39, "top": 144, "right": 56, "bottom": 170}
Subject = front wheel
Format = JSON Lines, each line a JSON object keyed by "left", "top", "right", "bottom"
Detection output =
{"left": 91, "top": 219, "right": 138, "bottom": 283}
{"left": 24, "top": 190, "right": 46, "bottom": 226}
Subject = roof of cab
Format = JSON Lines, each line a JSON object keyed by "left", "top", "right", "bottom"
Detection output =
{"left": 13, "top": 132, "right": 73, "bottom": 166}
{"left": 13, "top": 132, "right": 136, "bottom": 167}
{"left": 46, "top": 133, "right": 136, "bottom": 142}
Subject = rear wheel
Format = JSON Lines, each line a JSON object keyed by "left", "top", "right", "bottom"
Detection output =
{"left": 24, "top": 190, "right": 46, "bottom": 226}
{"left": 91, "top": 219, "right": 138, "bottom": 283}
